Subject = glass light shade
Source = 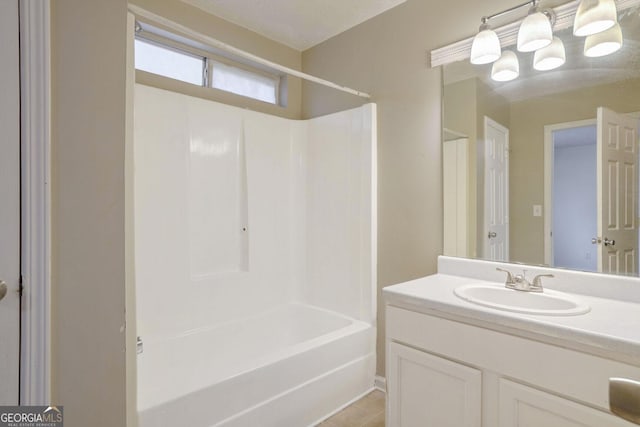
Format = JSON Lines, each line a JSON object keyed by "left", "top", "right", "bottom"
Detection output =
{"left": 533, "top": 37, "right": 566, "bottom": 70}
{"left": 573, "top": 0, "right": 617, "bottom": 37}
{"left": 470, "top": 29, "right": 501, "bottom": 64}
{"left": 584, "top": 22, "right": 623, "bottom": 57}
{"left": 491, "top": 51, "right": 519, "bottom": 82}
{"left": 517, "top": 12, "right": 553, "bottom": 52}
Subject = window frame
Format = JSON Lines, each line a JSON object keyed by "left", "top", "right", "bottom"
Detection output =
{"left": 135, "top": 28, "right": 283, "bottom": 106}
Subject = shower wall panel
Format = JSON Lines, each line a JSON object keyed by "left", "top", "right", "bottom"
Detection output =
{"left": 135, "top": 85, "right": 295, "bottom": 340}
{"left": 187, "top": 102, "right": 248, "bottom": 277}
{"left": 304, "top": 105, "right": 377, "bottom": 323}
{"left": 134, "top": 84, "right": 376, "bottom": 341}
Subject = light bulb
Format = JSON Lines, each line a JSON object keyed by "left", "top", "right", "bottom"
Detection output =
{"left": 573, "top": 0, "right": 617, "bottom": 37}
{"left": 491, "top": 51, "right": 519, "bottom": 82}
{"left": 584, "top": 22, "right": 623, "bottom": 57}
{"left": 471, "top": 24, "right": 501, "bottom": 65}
{"left": 534, "top": 37, "right": 566, "bottom": 70}
{"left": 517, "top": 10, "right": 553, "bottom": 52}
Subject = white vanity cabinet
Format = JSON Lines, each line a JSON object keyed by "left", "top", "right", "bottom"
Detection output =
{"left": 498, "top": 379, "right": 631, "bottom": 426}
{"left": 387, "top": 341, "right": 481, "bottom": 427}
{"left": 386, "top": 305, "right": 639, "bottom": 427}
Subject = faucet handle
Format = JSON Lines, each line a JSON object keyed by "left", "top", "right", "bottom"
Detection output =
{"left": 513, "top": 269, "right": 529, "bottom": 284}
{"left": 531, "top": 273, "right": 554, "bottom": 290}
{"left": 496, "top": 268, "right": 515, "bottom": 285}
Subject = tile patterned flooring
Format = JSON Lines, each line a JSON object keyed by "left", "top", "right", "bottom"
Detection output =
{"left": 317, "top": 390, "right": 385, "bottom": 427}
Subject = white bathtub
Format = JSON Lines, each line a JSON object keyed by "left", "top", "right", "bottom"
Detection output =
{"left": 137, "top": 303, "right": 376, "bottom": 427}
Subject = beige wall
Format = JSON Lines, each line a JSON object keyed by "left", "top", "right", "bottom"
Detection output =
{"left": 51, "top": 0, "right": 128, "bottom": 426}
{"left": 51, "top": 2, "right": 306, "bottom": 425}
{"left": 444, "top": 78, "right": 477, "bottom": 139}
{"left": 444, "top": 78, "right": 478, "bottom": 256}
{"left": 301, "top": 0, "right": 517, "bottom": 376}
{"left": 510, "top": 77, "right": 640, "bottom": 264}
{"left": 130, "top": 0, "right": 303, "bottom": 119}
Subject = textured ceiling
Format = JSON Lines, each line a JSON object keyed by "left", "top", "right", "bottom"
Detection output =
{"left": 181, "top": 0, "right": 407, "bottom": 51}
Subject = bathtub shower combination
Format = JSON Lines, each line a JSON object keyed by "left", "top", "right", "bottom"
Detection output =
{"left": 133, "top": 84, "right": 377, "bottom": 426}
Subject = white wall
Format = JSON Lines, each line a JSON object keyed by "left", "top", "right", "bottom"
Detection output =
{"left": 134, "top": 84, "right": 375, "bottom": 341}
{"left": 553, "top": 140, "right": 597, "bottom": 271}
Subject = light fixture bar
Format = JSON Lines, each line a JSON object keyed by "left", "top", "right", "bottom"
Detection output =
{"left": 430, "top": 0, "right": 640, "bottom": 67}
{"left": 483, "top": 0, "right": 537, "bottom": 23}
{"left": 470, "top": 0, "right": 538, "bottom": 65}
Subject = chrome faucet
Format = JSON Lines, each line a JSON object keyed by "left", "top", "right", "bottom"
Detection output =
{"left": 496, "top": 268, "right": 553, "bottom": 292}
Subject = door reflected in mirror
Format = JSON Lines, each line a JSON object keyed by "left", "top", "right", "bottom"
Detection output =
{"left": 442, "top": 3, "right": 640, "bottom": 276}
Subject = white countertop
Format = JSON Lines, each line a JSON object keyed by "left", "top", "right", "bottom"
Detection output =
{"left": 383, "top": 272, "right": 640, "bottom": 367}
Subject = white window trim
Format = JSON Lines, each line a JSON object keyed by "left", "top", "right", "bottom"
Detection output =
{"left": 19, "top": 0, "right": 51, "bottom": 405}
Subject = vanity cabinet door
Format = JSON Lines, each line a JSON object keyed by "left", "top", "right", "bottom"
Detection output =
{"left": 387, "top": 342, "right": 481, "bottom": 427}
{"left": 499, "top": 379, "right": 634, "bottom": 427}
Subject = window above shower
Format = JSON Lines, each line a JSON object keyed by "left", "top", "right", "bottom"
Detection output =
{"left": 135, "top": 39, "right": 205, "bottom": 86}
{"left": 134, "top": 22, "right": 283, "bottom": 106}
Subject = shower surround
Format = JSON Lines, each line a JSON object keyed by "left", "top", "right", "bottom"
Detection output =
{"left": 133, "top": 84, "right": 377, "bottom": 426}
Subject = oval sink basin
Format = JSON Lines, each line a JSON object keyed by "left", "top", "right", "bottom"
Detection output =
{"left": 454, "top": 284, "right": 590, "bottom": 316}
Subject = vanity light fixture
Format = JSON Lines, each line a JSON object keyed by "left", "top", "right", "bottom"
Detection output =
{"left": 468, "top": 0, "right": 625, "bottom": 82}
{"left": 517, "top": 3, "right": 555, "bottom": 52}
{"left": 573, "top": 0, "right": 618, "bottom": 37}
{"left": 469, "top": 0, "right": 541, "bottom": 65}
{"left": 584, "top": 22, "right": 623, "bottom": 56}
{"left": 491, "top": 50, "right": 520, "bottom": 81}
{"left": 533, "top": 36, "right": 566, "bottom": 70}
{"left": 469, "top": 0, "right": 555, "bottom": 74}
{"left": 470, "top": 18, "right": 502, "bottom": 64}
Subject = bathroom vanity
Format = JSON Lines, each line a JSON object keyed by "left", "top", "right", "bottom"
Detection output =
{"left": 383, "top": 256, "right": 640, "bottom": 427}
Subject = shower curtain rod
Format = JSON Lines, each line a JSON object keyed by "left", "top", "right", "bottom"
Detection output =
{"left": 128, "top": 5, "right": 372, "bottom": 99}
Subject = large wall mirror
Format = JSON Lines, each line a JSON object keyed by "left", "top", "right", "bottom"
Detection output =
{"left": 442, "top": 2, "right": 640, "bottom": 276}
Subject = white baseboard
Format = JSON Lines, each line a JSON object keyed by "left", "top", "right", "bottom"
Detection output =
{"left": 374, "top": 375, "right": 386, "bottom": 392}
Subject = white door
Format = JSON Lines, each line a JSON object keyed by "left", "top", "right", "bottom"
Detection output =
{"left": 0, "top": 0, "right": 21, "bottom": 405}
{"left": 484, "top": 117, "right": 509, "bottom": 261}
{"left": 596, "top": 107, "right": 639, "bottom": 274}
{"left": 387, "top": 342, "right": 481, "bottom": 427}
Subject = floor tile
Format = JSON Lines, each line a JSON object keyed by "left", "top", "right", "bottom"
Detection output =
{"left": 353, "top": 390, "right": 385, "bottom": 412}
{"left": 362, "top": 411, "right": 385, "bottom": 427}
{"left": 328, "top": 404, "right": 371, "bottom": 427}
{"left": 319, "top": 390, "right": 386, "bottom": 427}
